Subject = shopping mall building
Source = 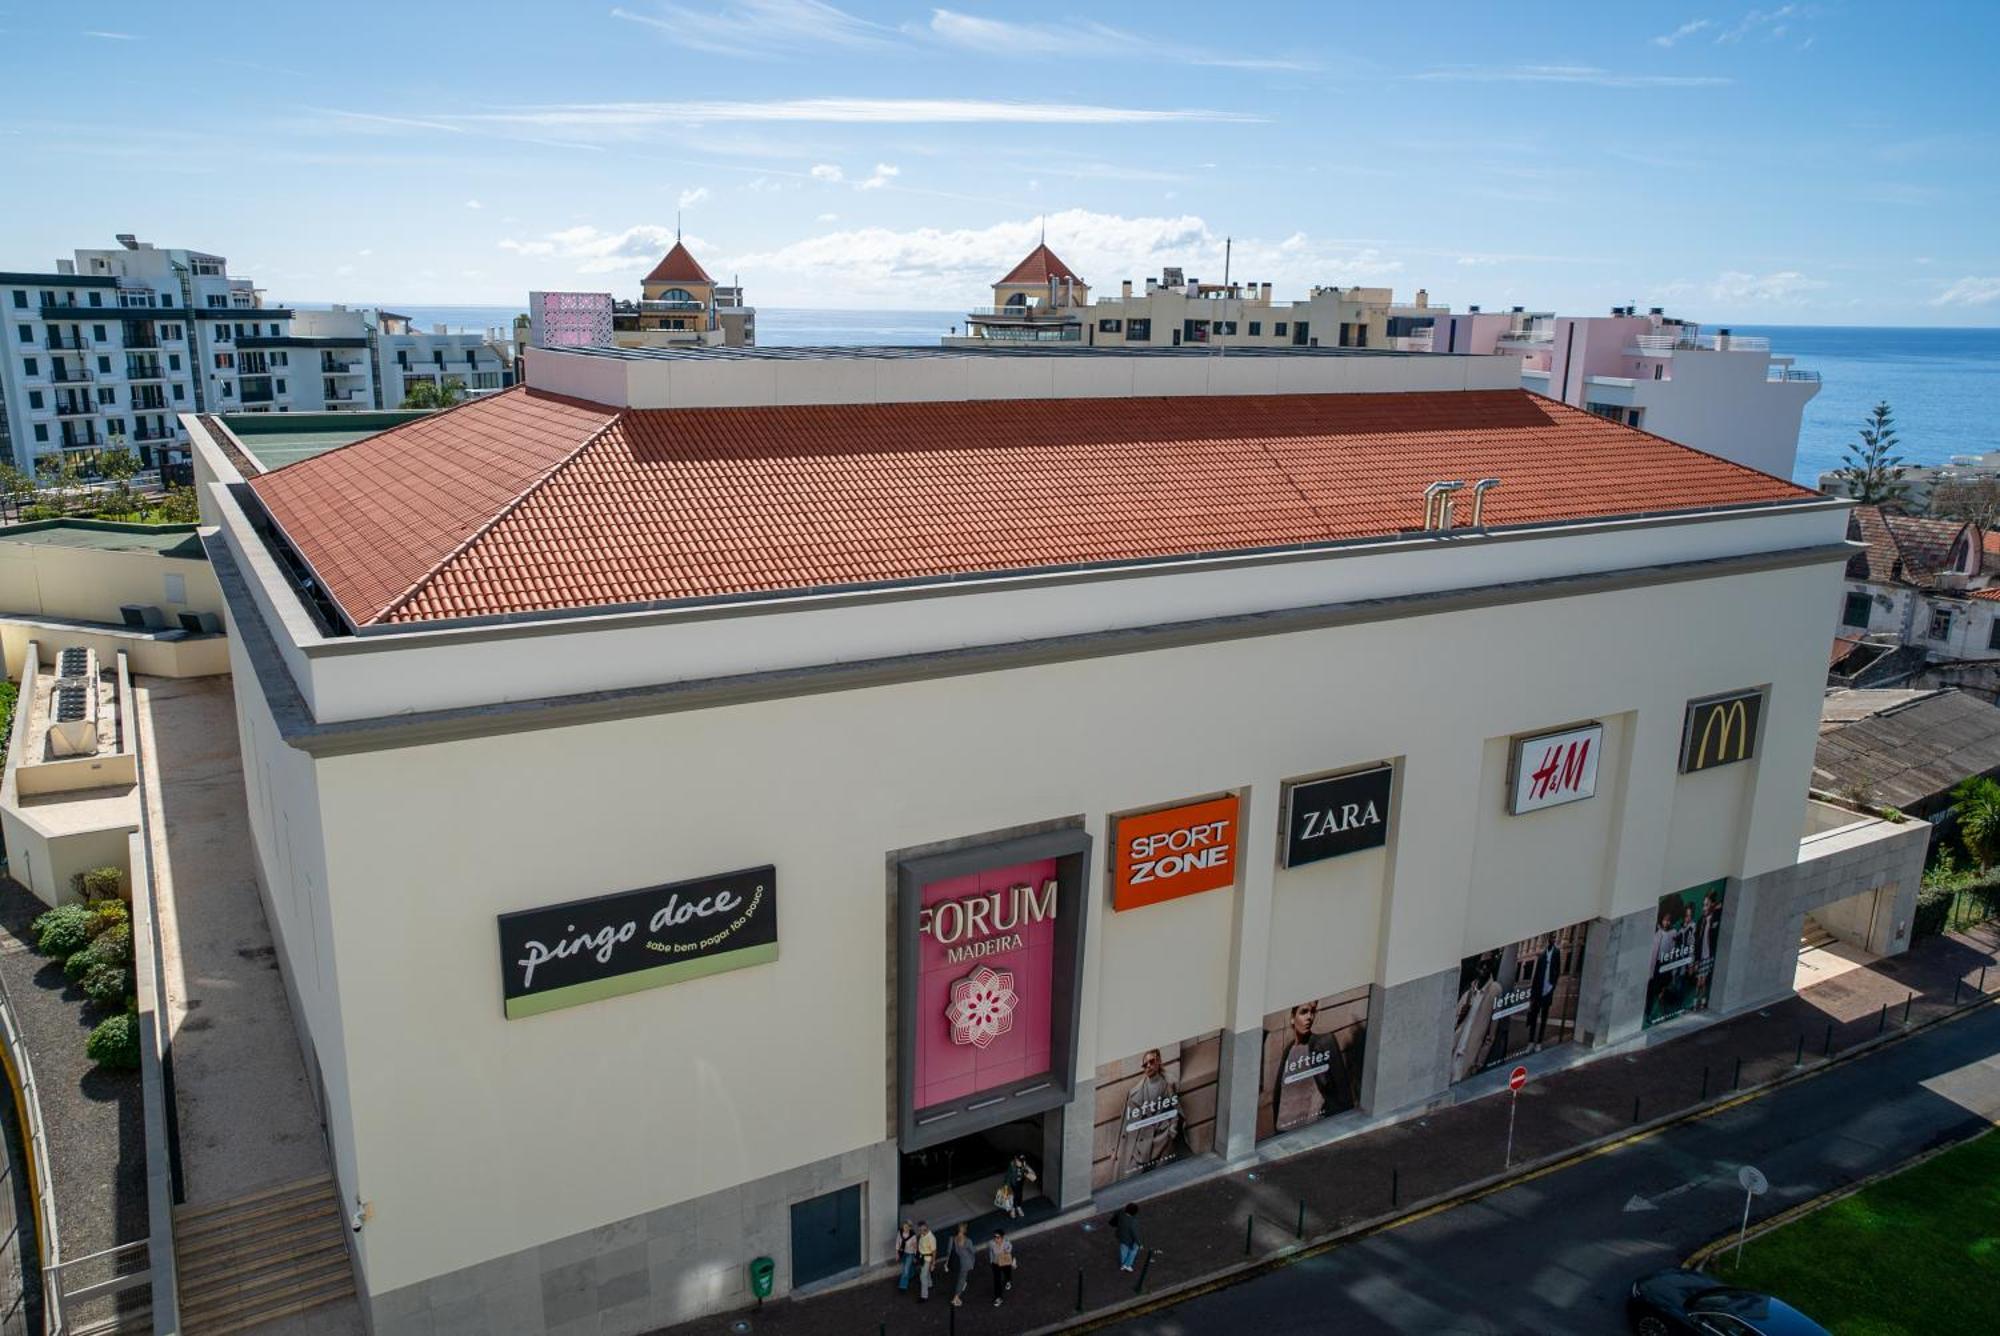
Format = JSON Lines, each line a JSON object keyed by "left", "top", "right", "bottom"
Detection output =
{"left": 185, "top": 344, "right": 1919, "bottom": 1334}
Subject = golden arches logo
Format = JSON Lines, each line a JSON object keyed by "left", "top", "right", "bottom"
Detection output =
{"left": 1690, "top": 697, "right": 1754, "bottom": 770}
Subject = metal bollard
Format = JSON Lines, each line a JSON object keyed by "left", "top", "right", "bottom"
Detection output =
{"left": 1134, "top": 1248, "right": 1155, "bottom": 1294}
{"left": 1392, "top": 1167, "right": 1399, "bottom": 1207}
{"left": 1823, "top": 1020, "right": 1834, "bottom": 1056}
{"left": 1075, "top": 1268, "right": 1084, "bottom": 1313}
{"left": 1955, "top": 977, "right": 1964, "bottom": 1006}
{"left": 1794, "top": 1033, "right": 1804, "bottom": 1067}
{"left": 1904, "top": 990, "right": 1913, "bottom": 1025}
{"left": 1733, "top": 1055, "right": 1742, "bottom": 1091}
{"left": 1701, "top": 1066, "right": 1710, "bottom": 1100}
{"left": 1296, "top": 1199, "right": 1306, "bottom": 1239}
{"left": 1877, "top": 1001, "right": 1888, "bottom": 1035}
{"left": 1244, "top": 1214, "right": 1254, "bottom": 1256}
{"left": 1632, "top": 1095, "right": 1641, "bottom": 1124}
{"left": 1982, "top": 964, "right": 1989, "bottom": 995}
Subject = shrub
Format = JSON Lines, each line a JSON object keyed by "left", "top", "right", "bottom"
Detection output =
{"left": 1881, "top": 806, "right": 1908, "bottom": 824}
{"left": 85, "top": 1013, "right": 140, "bottom": 1070}
{"left": 30, "top": 904, "right": 93, "bottom": 959}
{"left": 62, "top": 922, "right": 132, "bottom": 983}
{"left": 75, "top": 867, "right": 123, "bottom": 901}
{"left": 83, "top": 898, "right": 129, "bottom": 941}
{"left": 80, "top": 963, "right": 132, "bottom": 1006}
{"left": 19, "top": 505, "right": 59, "bottom": 521}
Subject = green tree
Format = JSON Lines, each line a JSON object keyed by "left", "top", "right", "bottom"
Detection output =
{"left": 1930, "top": 478, "right": 2000, "bottom": 529}
{"left": 34, "top": 452, "right": 88, "bottom": 516}
{"left": 97, "top": 446, "right": 142, "bottom": 518}
{"left": 400, "top": 377, "right": 467, "bottom": 410}
{"left": 1834, "top": 402, "right": 1911, "bottom": 508}
{"left": 0, "top": 463, "right": 38, "bottom": 523}
{"left": 156, "top": 485, "right": 200, "bottom": 524}
{"left": 1951, "top": 775, "right": 2000, "bottom": 871}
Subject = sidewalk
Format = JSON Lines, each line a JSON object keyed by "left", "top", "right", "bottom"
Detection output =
{"left": 652, "top": 921, "right": 2000, "bottom": 1336}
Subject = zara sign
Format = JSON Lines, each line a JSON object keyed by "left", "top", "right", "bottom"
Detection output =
{"left": 1281, "top": 765, "right": 1394, "bottom": 868}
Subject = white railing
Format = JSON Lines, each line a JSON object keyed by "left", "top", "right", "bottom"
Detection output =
{"left": 1632, "top": 333, "right": 1683, "bottom": 352}
{"left": 1700, "top": 333, "right": 1769, "bottom": 351}
{"left": 1769, "top": 368, "right": 1820, "bottom": 383}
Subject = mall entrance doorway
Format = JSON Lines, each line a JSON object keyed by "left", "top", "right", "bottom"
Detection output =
{"left": 898, "top": 1114, "right": 1051, "bottom": 1229}
{"left": 1795, "top": 887, "right": 1888, "bottom": 990}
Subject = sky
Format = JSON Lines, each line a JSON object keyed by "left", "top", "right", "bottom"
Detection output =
{"left": 1, "top": 2, "right": 1996, "bottom": 323}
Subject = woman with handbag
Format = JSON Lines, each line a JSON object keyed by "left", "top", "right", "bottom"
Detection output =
{"left": 988, "top": 1230, "right": 1015, "bottom": 1306}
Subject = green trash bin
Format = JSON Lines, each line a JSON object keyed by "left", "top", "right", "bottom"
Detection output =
{"left": 749, "top": 1256, "right": 775, "bottom": 1301}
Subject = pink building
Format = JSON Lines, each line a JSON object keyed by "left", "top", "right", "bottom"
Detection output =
{"left": 1424, "top": 306, "right": 1820, "bottom": 479}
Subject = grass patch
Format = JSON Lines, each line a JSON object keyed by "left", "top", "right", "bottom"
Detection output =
{"left": 1718, "top": 1126, "right": 2000, "bottom": 1334}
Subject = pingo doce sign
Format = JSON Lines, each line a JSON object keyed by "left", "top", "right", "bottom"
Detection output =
{"left": 496, "top": 865, "right": 777, "bottom": 1019}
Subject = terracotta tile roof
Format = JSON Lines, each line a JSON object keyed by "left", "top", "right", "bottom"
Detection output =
{"left": 1845, "top": 505, "right": 1975, "bottom": 587}
{"left": 643, "top": 242, "right": 713, "bottom": 286}
{"left": 250, "top": 387, "right": 1816, "bottom": 629}
{"left": 998, "top": 244, "right": 1082, "bottom": 287}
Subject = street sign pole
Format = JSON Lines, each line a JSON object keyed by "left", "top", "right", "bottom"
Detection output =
{"left": 1505, "top": 1066, "right": 1529, "bottom": 1168}
{"left": 1733, "top": 1165, "right": 1768, "bottom": 1269}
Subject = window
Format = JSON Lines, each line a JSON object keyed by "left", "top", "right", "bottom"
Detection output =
{"left": 1274, "top": 322, "right": 1288, "bottom": 337}
{"left": 9, "top": 291, "right": 22, "bottom": 309}
{"left": 1586, "top": 402, "right": 1622, "bottom": 420}
{"left": 1929, "top": 607, "right": 1954, "bottom": 642}
{"left": 21, "top": 357, "right": 35, "bottom": 377}
{"left": 92, "top": 324, "right": 107, "bottom": 341}
{"left": 97, "top": 387, "right": 115, "bottom": 405}
{"left": 272, "top": 351, "right": 287, "bottom": 366}
{"left": 1248, "top": 321, "right": 1261, "bottom": 336}
{"left": 16, "top": 325, "right": 30, "bottom": 343}
{"left": 27, "top": 391, "right": 42, "bottom": 410}
{"left": 1842, "top": 592, "right": 1871, "bottom": 628}
{"left": 88, "top": 291, "right": 102, "bottom": 307}
{"left": 221, "top": 382, "right": 232, "bottom": 398}
{"left": 106, "top": 417, "right": 124, "bottom": 435}
{"left": 1097, "top": 318, "right": 1122, "bottom": 333}
{"left": 206, "top": 295, "right": 225, "bottom": 307}
{"left": 32, "top": 424, "right": 46, "bottom": 443}
{"left": 172, "top": 384, "right": 185, "bottom": 402}
{"left": 275, "top": 378, "right": 286, "bottom": 393}
{"left": 168, "top": 353, "right": 181, "bottom": 371}
{"left": 97, "top": 355, "right": 111, "bottom": 373}
{"left": 1127, "top": 318, "right": 1151, "bottom": 342}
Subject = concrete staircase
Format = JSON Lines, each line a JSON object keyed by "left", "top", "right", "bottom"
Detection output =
{"left": 1800, "top": 915, "right": 1839, "bottom": 952}
{"left": 173, "top": 1175, "right": 356, "bottom": 1334}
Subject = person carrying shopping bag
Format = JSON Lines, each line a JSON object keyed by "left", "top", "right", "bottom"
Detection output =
{"left": 988, "top": 1230, "right": 1016, "bottom": 1306}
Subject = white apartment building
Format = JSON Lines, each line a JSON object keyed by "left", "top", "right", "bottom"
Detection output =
{"left": 946, "top": 246, "right": 1439, "bottom": 352}
{"left": 292, "top": 307, "right": 512, "bottom": 410}
{"left": 1423, "top": 306, "right": 1820, "bottom": 478}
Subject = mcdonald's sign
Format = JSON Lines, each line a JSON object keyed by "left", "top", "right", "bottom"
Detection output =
{"left": 1679, "top": 690, "right": 1763, "bottom": 774}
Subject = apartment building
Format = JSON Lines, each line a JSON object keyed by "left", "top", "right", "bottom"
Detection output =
{"left": 370, "top": 311, "right": 511, "bottom": 406}
{"left": 946, "top": 245, "right": 1440, "bottom": 352}
{"left": 1831, "top": 505, "right": 2000, "bottom": 700}
{"left": 1423, "top": 306, "right": 1820, "bottom": 478}
{"left": 604, "top": 239, "right": 756, "bottom": 349}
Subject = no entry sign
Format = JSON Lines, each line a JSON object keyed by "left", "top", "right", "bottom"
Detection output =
{"left": 1508, "top": 1065, "right": 1529, "bottom": 1091}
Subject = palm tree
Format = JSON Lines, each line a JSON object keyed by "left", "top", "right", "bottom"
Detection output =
{"left": 1951, "top": 775, "right": 2000, "bottom": 871}
{"left": 400, "top": 377, "right": 467, "bottom": 410}
{"left": 1833, "top": 402, "right": 1911, "bottom": 508}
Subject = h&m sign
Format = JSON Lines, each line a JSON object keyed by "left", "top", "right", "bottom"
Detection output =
{"left": 497, "top": 865, "right": 777, "bottom": 1019}
{"left": 1680, "top": 690, "right": 1763, "bottom": 774}
{"left": 1508, "top": 723, "right": 1603, "bottom": 815}
{"left": 1282, "top": 765, "right": 1393, "bottom": 868}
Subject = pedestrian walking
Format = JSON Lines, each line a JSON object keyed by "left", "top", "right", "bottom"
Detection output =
{"left": 949, "top": 1224, "right": 977, "bottom": 1307}
{"left": 1005, "top": 1153, "right": 1037, "bottom": 1215}
{"left": 916, "top": 1221, "right": 937, "bottom": 1301}
{"left": 1114, "top": 1202, "right": 1143, "bottom": 1271}
{"left": 989, "top": 1230, "right": 1015, "bottom": 1305}
{"left": 895, "top": 1220, "right": 917, "bottom": 1292}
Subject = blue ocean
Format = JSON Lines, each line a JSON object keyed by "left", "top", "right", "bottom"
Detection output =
{"left": 296, "top": 304, "right": 1996, "bottom": 487}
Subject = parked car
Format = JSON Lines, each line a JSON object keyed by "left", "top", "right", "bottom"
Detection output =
{"left": 1628, "top": 1269, "right": 1829, "bottom": 1335}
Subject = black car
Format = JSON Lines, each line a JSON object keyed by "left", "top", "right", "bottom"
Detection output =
{"left": 1628, "top": 1269, "right": 1829, "bottom": 1335}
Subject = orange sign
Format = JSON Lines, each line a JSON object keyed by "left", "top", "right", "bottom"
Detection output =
{"left": 1112, "top": 795, "right": 1241, "bottom": 911}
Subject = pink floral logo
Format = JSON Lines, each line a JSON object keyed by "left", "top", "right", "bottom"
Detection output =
{"left": 945, "top": 966, "right": 1018, "bottom": 1049}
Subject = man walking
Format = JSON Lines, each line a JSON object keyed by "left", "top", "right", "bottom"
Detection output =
{"left": 949, "top": 1224, "right": 976, "bottom": 1307}
{"left": 915, "top": 1221, "right": 937, "bottom": 1301}
{"left": 1114, "top": 1202, "right": 1143, "bottom": 1272}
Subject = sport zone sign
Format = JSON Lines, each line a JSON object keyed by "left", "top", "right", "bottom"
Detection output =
{"left": 1113, "top": 795, "right": 1241, "bottom": 911}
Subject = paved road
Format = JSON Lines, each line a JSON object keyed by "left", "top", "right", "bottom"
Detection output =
{"left": 1104, "top": 1004, "right": 2000, "bottom": 1335}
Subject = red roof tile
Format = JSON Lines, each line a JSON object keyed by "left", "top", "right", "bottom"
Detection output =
{"left": 251, "top": 388, "right": 1815, "bottom": 629}
{"left": 998, "top": 244, "right": 1082, "bottom": 287}
{"left": 644, "top": 242, "right": 713, "bottom": 286}
{"left": 1846, "top": 505, "right": 1975, "bottom": 587}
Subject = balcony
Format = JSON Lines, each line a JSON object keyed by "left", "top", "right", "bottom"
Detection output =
{"left": 637, "top": 298, "right": 709, "bottom": 313}
{"left": 38, "top": 301, "right": 107, "bottom": 319}
{"left": 960, "top": 324, "right": 1083, "bottom": 343}
{"left": 122, "top": 329, "right": 159, "bottom": 350}
{"left": 59, "top": 426, "right": 100, "bottom": 450}
{"left": 1769, "top": 368, "right": 1821, "bottom": 383}
{"left": 130, "top": 391, "right": 168, "bottom": 411}
{"left": 321, "top": 357, "right": 366, "bottom": 374}
{"left": 48, "top": 364, "right": 92, "bottom": 385}
{"left": 239, "top": 385, "right": 274, "bottom": 405}
{"left": 44, "top": 332, "right": 92, "bottom": 351}
{"left": 53, "top": 397, "right": 98, "bottom": 417}
{"left": 126, "top": 360, "right": 166, "bottom": 381}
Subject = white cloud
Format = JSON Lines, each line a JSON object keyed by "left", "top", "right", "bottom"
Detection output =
{"left": 456, "top": 98, "right": 1264, "bottom": 132}
{"left": 609, "top": 0, "right": 893, "bottom": 58}
{"left": 1715, "top": 5, "right": 1801, "bottom": 44}
{"left": 1415, "top": 65, "right": 1729, "bottom": 88}
{"left": 357, "top": 248, "right": 374, "bottom": 257}
{"left": 926, "top": 8, "right": 1313, "bottom": 71}
{"left": 1651, "top": 19, "right": 1711, "bottom": 47}
{"left": 1932, "top": 277, "right": 2000, "bottom": 307}
{"left": 83, "top": 29, "right": 138, "bottom": 40}
{"left": 810, "top": 162, "right": 844, "bottom": 182}
{"left": 816, "top": 213, "right": 839, "bottom": 222}
{"left": 1707, "top": 269, "right": 1827, "bottom": 305}
{"left": 334, "top": 264, "right": 355, "bottom": 276}
{"left": 464, "top": 198, "right": 483, "bottom": 209}
{"left": 678, "top": 185, "right": 711, "bottom": 208}
{"left": 319, "top": 108, "right": 465, "bottom": 134}
{"left": 729, "top": 209, "right": 1401, "bottom": 306}
{"left": 498, "top": 224, "right": 691, "bottom": 273}
{"left": 858, "top": 162, "right": 899, "bottom": 190}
